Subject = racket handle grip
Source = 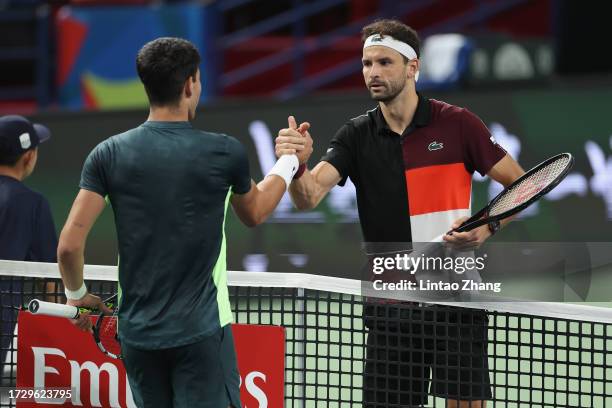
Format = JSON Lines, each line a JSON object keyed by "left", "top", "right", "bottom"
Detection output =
{"left": 27, "top": 299, "right": 80, "bottom": 319}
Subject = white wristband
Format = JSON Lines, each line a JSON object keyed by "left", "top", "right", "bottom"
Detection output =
{"left": 64, "top": 282, "right": 87, "bottom": 300}
{"left": 266, "top": 154, "right": 299, "bottom": 189}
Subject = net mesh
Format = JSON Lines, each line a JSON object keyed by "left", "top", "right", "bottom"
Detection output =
{"left": 1, "top": 261, "right": 611, "bottom": 407}
{"left": 489, "top": 154, "right": 571, "bottom": 217}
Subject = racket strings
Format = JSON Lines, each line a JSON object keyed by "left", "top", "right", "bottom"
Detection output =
{"left": 489, "top": 155, "right": 571, "bottom": 216}
{"left": 101, "top": 315, "right": 117, "bottom": 336}
{"left": 96, "top": 308, "right": 121, "bottom": 357}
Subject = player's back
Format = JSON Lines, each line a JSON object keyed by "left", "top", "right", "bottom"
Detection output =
{"left": 80, "top": 121, "right": 247, "bottom": 349}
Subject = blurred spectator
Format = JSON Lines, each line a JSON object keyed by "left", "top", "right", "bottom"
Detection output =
{"left": 0, "top": 115, "right": 56, "bottom": 262}
{"left": 0, "top": 115, "right": 57, "bottom": 376}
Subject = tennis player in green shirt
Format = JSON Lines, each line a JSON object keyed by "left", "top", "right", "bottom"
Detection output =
{"left": 57, "top": 37, "right": 306, "bottom": 408}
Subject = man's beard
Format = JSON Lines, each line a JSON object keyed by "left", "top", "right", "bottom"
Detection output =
{"left": 369, "top": 78, "right": 406, "bottom": 103}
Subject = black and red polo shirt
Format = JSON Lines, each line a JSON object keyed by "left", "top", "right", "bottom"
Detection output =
{"left": 321, "top": 94, "right": 506, "bottom": 242}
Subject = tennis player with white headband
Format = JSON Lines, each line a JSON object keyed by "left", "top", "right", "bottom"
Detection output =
{"left": 276, "top": 18, "right": 525, "bottom": 407}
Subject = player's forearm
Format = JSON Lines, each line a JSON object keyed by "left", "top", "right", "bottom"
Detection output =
{"left": 500, "top": 216, "right": 514, "bottom": 228}
{"left": 57, "top": 190, "right": 105, "bottom": 293}
{"left": 250, "top": 175, "right": 288, "bottom": 225}
{"left": 57, "top": 237, "right": 85, "bottom": 291}
{"left": 491, "top": 157, "right": 525, "bottom": 232}
{"left": 289, "top": 170, "right": 324, "bottom": 210}
{"left": 232, "top": 155, "right": 299, "bottom": 227}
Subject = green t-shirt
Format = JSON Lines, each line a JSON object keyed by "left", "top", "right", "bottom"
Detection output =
{"left": 80, "top": 121, "right": 251, "bottom": 349}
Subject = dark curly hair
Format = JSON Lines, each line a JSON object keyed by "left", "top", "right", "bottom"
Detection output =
{"left": 136, "top": 37, "right": 201, "bottom": 107}
{"left": 361, "top": 19, "right": 420, "bottom": 62}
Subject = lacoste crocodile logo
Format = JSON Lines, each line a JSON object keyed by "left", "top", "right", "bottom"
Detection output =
{"left": 428, "top": 141, "right": 444, "bottom": 151}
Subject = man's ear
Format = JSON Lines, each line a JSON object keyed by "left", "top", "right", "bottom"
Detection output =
{"left": 184, "top": 77, "right": 193, "bottom": 98}
{"left": 21, "top": 149, "right": 36, "bottom": 166}
{"left": 408, "top": 59, "right": 420, "bottom": 79}
{"left": 17, "top": 148, "right": 37, "bottom": 169}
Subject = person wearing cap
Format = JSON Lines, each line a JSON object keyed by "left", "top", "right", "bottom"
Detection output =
{"left": 56, "top": 37, "right": 300, "bottom": 408}
{"left": 275, "top": 19, "right": 525, "bottom": 407}
{"left": 0, "top": 115, "right": 56, "bottom": 262}
{"left": 0, "top": 115, "right": 57, "bottom": 376}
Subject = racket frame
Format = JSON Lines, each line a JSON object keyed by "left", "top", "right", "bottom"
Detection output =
{"left": 25, "top": 295, "right": 122, "bottom": 359}
{"left": 454, "top": 152, "right": 574, "bottom": 233}
{"left": 92, "top": 311, "right": 122, "bottom": 360}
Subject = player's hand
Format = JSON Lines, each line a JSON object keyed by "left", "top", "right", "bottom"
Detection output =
{"left": 67, "top": 293, "right": 112, "bottom": 332}
{"left": 442, "top": 216, "right": 492, "bottom": 250}
{"left": 276, "top": 116, "right": 313, "bottom": 164}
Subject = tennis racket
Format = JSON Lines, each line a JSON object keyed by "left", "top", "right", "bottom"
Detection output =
{"left": 432, "top": 152, "right": 574, "bottom": 242}
{"left": 27, "top": 295, "right": 122, "bottom": 359}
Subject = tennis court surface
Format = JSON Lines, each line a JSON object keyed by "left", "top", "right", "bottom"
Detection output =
{"left": 1, "top": 260, "right": 611, "bottom": 407}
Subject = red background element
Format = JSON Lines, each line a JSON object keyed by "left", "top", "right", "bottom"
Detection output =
{"left": 17, "top": 312, "right": 284, "bottom": 407}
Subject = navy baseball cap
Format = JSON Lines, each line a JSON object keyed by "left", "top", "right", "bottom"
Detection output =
{"left": 0, "top": 115, "right": 51, "bottom": 156}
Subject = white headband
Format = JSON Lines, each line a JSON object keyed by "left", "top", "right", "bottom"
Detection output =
{"left": 363, "top": 34, "right": 418, "bottom": 60}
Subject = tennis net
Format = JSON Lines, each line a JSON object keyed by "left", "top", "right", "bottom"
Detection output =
{"left": 1, "top": 260, "right": 611, "bottom": 407}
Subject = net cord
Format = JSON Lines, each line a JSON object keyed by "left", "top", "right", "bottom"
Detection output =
{"left": 1, "top": 259, "right": 611, "bottom": 324}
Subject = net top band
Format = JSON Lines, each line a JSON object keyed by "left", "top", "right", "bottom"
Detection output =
{"left": 2, "top": 259, "right": 612, "bottom": 324}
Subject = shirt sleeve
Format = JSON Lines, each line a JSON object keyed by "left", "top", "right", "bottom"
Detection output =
{"left": 320, "top": 123, "right": 354, "bottom": 186}
{"left": 227, "top": 136, "right": 252, "bottom": 195}
{"left": 30, "top": 196, "right": 58, "bottom": 262}
{"left": 79, "top": 141, "right": 111, "bottom": 197}
{"left": 461, "top": 109, "right": 507, "bottom": 176}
